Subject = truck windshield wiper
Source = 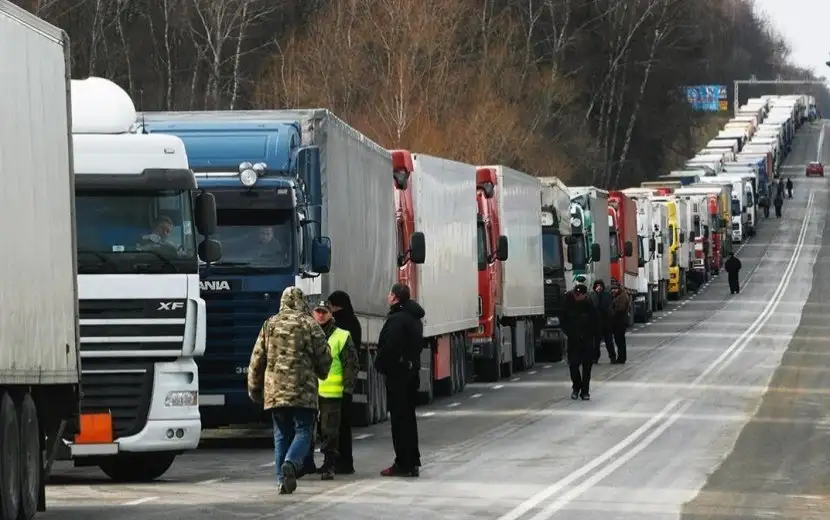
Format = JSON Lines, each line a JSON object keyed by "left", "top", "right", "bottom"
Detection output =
{"left": 211, "top": 261, "right": 250, "bottom": 267}
{"left": 134, "top": 250, "right": 180, "bottom": 273}
{"left": 78, "top": 250, "right": 119, "bottom": 270}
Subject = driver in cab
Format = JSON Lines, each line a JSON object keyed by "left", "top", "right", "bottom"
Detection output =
{"left": 254, "top": 226, "right": 290, "bottom": 264}
{"left": 138, "top": 215, "right": 187, "bottom": 256}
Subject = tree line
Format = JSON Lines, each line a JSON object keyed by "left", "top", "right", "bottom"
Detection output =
{"left": 15, "top": 0, "right": 830, "bottom": 185}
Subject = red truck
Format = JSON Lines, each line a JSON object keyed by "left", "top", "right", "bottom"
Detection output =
{"left": 391, "top": 150, "right": 479, "bottom": 402}
{"left": 468, "top": 167, "right": 510, "bottom": 382}
{"left": 607, "top": 192, "right": 637, "bottom": 323}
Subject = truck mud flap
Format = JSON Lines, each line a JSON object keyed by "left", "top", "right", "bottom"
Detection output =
{"left": 352, "top": 348, "right": 388, "bottom": 428}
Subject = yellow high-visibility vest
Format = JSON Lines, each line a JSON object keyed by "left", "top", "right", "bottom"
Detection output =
{"left": 318, "top": 327, "right": 350, "bottom": 398}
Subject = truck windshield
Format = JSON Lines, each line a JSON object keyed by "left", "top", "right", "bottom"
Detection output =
{"left": 75, "top": 189, "right": 197, "bottom": 274}
{"left": 608, "top": 232, "right": 619, "bottom": 260}
{"left": 477, "top": 222, "right": 488, "bottom": 269}
{"left": 570, "top": 235, "right": 587, "bottom": 269}
{"left": 731, "top": 199, "right": 741, "bottom": 215}
{"left": 209, "top": 209, "right": 293, "bottom": 270}
{"left": 541, "top": 230, "right": 563, "bottom": 272}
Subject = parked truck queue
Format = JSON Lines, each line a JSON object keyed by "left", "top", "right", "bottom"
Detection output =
{"left": 0, "top": 1, "right": 817, "bottom": 517}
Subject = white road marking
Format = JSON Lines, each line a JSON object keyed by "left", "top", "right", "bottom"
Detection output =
{"left": 470, "top": 393, "right": 483, "bottom": 399}
{"left": 528, "top": 370, "right": 537, "bottom": 375}
{"left": 123, "top": 497, "right": 159, "bottom": 506}
{"left": 353, "top": 433, "right": 373, "bottom": 440}
{"left": 543, "top": 365, "right": 552, "bottom": 369}
{"left": 493, "top": 384, "right": 505, "bottom": 389}
{"left": 198, "top": 478, "right": 226, "bottom": 485}
{"left": 448, "top": 402, "right": 461, "bottom": 408}
{"left": 420, "top": 411, "right": 436, "bottom": 417}
{"left": 511, "top": 377, "right": 521, "bottom": 382}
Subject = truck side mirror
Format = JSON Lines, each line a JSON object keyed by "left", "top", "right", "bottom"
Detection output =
{"left": 624, "top": 240, "right": 633, "bottom": 257}
{"left": 194, "top": 192, "right": 217, "bottom": 235}
{"left": 680, "top": 233, "right": 685, "bottom": 244}
{"left": 566, "top": 247, "right": 574, "bottom": 264}
{"left": 409, "top": 231, "right": 426, "bottom": 264}
{"left": 689, "top": 231, "right": 696, "bottom": 241}
{"left": 638, "top": 257, "right": 645, "bottom": 268}
{"left": 590, "top": 243, "right": 601, "bottom": 263}
{"left": 648, "top": 238, "right": 656, "bottom": 251}
{"left": 657, "top": 242, "right": 664, "bottom": 255}
{"left": 496, "top": 235, "right": 509, "bottom": 261}
{"left": 310, "top": 236, "right": 332, "bottom": 273}
{"left": 198, "top": 238, "right": 222, "bottom": 263}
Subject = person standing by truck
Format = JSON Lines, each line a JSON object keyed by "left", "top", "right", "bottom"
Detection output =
{"left": 609, "top": 279, "right": 631, "bottom": 364}
{"left": 786, "top": 177, "right": 793, "bottom": 199}
{"left": 375, "top": 283, "right": 425, "bottom": 477}
{"left": 562, "top": 281, "right": 600, "bottom": 400}
{"left": 328, "top": 290, "right": 362, "bottom": 474}
{"left": 774, "top": 193, "right": 784, "bottom": 218}
{"left": 725, "top": 252, "right": 743, "bottom": 295}
{"left": 590, "top": 279, "right": 617, "bottom": 364}
{"left": 247, "top": 286, "right": 332, "bottom": 495}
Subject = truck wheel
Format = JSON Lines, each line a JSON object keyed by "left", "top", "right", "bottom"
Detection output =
{"left": 16, "top": 394, "right": 39, "bottom": 520}
{"left": 0, "top": 392, "right": 20, "bottom": 520}
{"left": 99, "top": 453, "right": 176, "bottom": 482}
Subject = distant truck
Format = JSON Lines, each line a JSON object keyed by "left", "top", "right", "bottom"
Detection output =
{"left": 391, "top": 151, "right": 474, "bottom": 402}
{"left": 470, "top": 166, "right": 542, "bottom": 379}
{"left": 621, "top": 188, "right": 659, "bottom": 322}
{"left": 568, "top": 187, "right": 609, "bottom": 286}
{"left": 539, "top": 177, "right": 573, "bottom": 361}
{"left": 1, "top": 3, "right": 80, "bottom": 516}
{"left": 651, "top": 202, "right": 670, "bottom": 309}
{"left": 142, "top": 110, "right": 399, "bottom": 428}
{"left": 607, "top": 191, "right": 637, "bottom": 322}
{"left": 673, "top": 188, "right": 715, "bottom": 287}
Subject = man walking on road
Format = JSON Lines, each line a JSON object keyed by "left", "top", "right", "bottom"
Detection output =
{"left": 774, "top": 193, "right": 784, "bottom": 218}
{"left": 328, "top": 290, "right": 362, "bottom": 474}
{"left": 609, "top": 279, "right": 630, "bottom": 364}
{"left": 786, "top": 177, "right": 794, "bottom": 199}
{"left": 725, "top": 252, "right": 742, "bottom": 295}
{"left": 308, "top": 300, "right": 359, "bottom": 480}
{"left": 590, "top": 279, "right": 616, "bottom": 364}
{"left": 247, "top": 286, "right": 332, "bottom": 495}
{"left": 375, "top": 283, "right": 425, "bottom": 477}
{"left": 563, "top": 280, "right": 600, "bottom": 401}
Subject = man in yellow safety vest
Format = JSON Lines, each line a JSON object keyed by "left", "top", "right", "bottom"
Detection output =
{"left": 310, "top": 300, "right": 359, "bottom": 480}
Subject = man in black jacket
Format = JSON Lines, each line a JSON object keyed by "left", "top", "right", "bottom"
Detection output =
{"left": 563, "top": 281, "right": 600, "bottom": 400}
{"left": 590, "top": 279, "right": 616, "bottom": 364}
{"left": 724, "top": 252, "right": 742, "bottom": 295}
{"left": 328, "top": 290, "right": 362, "bottom": 474}
{"left": 375, "top": 283, "right": 425, "bottom": 478}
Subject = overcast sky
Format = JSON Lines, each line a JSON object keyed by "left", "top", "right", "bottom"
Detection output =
{"left": 753, "top": 0, "right": 829, "bottom": 80}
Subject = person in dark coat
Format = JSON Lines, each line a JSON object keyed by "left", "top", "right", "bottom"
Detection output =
{"left": 724, "top": 252, "right": 742, "bottom": 295}
{"left": 589, "top": 279, "right": 616, "bottom": 364}
{"left": 327, "top": 290, "right": 362, "bottom": 474}
{"left": 375, "top": 283, "right": 425, "bottom": 477}
{"left": 774, "top": 194, "right": 783, "bottom": 218}
{"left": 609, "top": 279, "right": 630, "bottom": 364}
{"left": 562, "top": 281, "right": 600, "bottom": 400}
{"left": 786, "top": 177, "right": 793, "bottom": 199}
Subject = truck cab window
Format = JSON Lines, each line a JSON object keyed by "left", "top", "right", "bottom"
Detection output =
{"left": 396, "top": 218, "right": 408, "bottom": 260}
{"left": 608, "top": 231, "right": 619, "bottom": 261}
{"left": 208, "top": 208, "right": 293, "bottom": 270}
{"left": 542, "top": 231, "right": 563, "bottom": 271}
{"left": 477, "top": 221, "right": 489, "bottom": 268}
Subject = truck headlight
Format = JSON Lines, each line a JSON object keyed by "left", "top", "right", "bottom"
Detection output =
{"left": 546, "top": 316, "right": 559, "bottom": 326}
{"left": 239, "top": 168, "right": 258, "bottom": 187}
{"left": 165, "top": 391, "right": 198, "bottom": 407}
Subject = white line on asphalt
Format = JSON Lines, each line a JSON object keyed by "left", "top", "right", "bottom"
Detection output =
{"left": 496, "top": 399, "right": 683, "bottom": 520}
{"left": 527, "top": 403, "right": 693, "bottom": 520}
{"left": 448, "top": 402, "right": 461, "bottom": 408}
{"left": 198, "top": 478, "right": 227, "bottom": 485}
{"left": 471, "top": 393, "right": 483, "bottom": 399}
{"left": 493, "top": 384, "right": 505, "bottom": 389}
{"left": 528, "top": 370, "right": 537, "bottom": 375}
{"left": 511, "top": 377, "right": 521, "bottom": 382}
{"left": 260, "top": 461, "right": 275, "bottom": 468}
{"left": 123, "top": 497, "right": 159, "bottom": 506}
{"left": 353, "top": 433, "right": 373, "bottom": 440}
{"left": 420, "top": 411, "right": 436, "bottom": 417}
{"left": 543, "top": 365, "right": 553, "bottom": 369}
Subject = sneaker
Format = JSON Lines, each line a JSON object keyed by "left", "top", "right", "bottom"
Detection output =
{"left": 571, "top": 392, "right": 579, "bottom": 400}
{"left": 581, "top": 394, "right": 591, "bottom": 401}
{"left": 320, "top": 467, "right": 335, "bottom": 481}
{"left": 381, "top": 465, "right": 419, "bottom": 477}
{"left": 281, "top": 461, "right": 298, "bottom": 494}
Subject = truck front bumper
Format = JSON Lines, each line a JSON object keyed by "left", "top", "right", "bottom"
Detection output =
{"left": 470, "top": 337, "right": 496, "bottom": 359}
{"left": 538, "top": 326, "right": 565, "bottom": 347}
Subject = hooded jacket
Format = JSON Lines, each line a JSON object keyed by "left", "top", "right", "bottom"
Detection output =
{"left": 375, "top": 299, "right": 425, "bottom": 378}
{"left": 328, "top": 290, "right": 363, "bottom": 350}
{"left": 247, "top": 286, "right": 332, "bottom": 410}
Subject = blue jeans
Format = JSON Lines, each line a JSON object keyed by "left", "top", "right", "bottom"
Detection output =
{"left": 271, "top": 407, "right": 316, "bottom": 482}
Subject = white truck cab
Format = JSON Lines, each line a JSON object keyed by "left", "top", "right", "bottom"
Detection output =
{"left": 62, "top": 77, "right": 220, "bottom": 482}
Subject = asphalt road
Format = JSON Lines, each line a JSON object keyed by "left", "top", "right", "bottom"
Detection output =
{"left": 42, "top": 121, "right": 829, "bottom": 520}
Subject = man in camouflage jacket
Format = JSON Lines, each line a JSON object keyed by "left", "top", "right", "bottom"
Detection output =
{"left": 247, "top": 286, "right": 331, "bottom": 495}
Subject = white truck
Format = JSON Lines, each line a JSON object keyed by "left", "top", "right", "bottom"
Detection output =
{"left": 1, "top": 3, "right": 80, "bottom": 516}
{"left": 621, "top": 188, "right": 657, "bottom": 322}
{"left": 491, "top": 166, "right": 545, "bottom": 372}
{"left": 66, "top": 77, "right": 220, "bottom": 482}
{"left": 539, "top": 177, "right": 573, "bottom": 361}
{"left": 401, "top": 153, "right": 478, "bottom": 400}
{"left": 717, "top": 173, "right": 755, "bottom": 241}
{"left": 651, "top": 202, "right": 670, "bottom": 309}
{"left": 569, "top": 187, "right": 611, "bottom": 287}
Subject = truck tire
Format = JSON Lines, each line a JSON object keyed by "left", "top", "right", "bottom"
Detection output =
{"left": 99, "top": 453, "right": 176, "bottom": 482}
{"left": 0, "top": 392, "right": 20, "bottom": 520}
{"left": 16, "top": 393, "right": 39, "bottom": 520}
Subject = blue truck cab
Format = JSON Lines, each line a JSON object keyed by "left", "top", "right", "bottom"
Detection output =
{"left": 141, "top": 115, "right": 332, "bottom": 427}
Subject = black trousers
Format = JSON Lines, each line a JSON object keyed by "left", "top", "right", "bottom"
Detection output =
{"left": 775, "top": 205, "right": 782, "bottom": 217}
{"left": 612, "top": 323, "right": 627, "bottom": 363}
{"left": 386, "top": 374, "right": 421, "bottom": 470}
{"left": 593, "top": 328, "right": 616, "bottom": 362}
{"left": 569, "top": 361, "right": 593, "bottom": 396}
{"left": 337, "top": 393, "right": 354, "bottom": 470}
{"left": 728, "top": 274, "right": 740, "bottom": 294}
{"left": 787, "top": 188, "right": 793, "bottom": 198}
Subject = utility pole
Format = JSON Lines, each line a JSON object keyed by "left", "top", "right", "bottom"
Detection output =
{"left": 732, "top": 77, "right": 826, "bottom": 116}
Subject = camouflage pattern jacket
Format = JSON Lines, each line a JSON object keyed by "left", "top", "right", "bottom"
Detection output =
{"left": 247, "top": 287, "right": 332, "bottom": 410}
{"left": 319, "top": 319, "right": 360, "bottom": 395}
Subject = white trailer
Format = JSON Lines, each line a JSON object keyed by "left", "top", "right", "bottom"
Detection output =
{"left": 538, "top": 177, "right": 572, "bottom": 361}
{"left": 651, "top": 203, "right": 670, "bottom": 309}
{"left": 492, "top": 166, "right": 544, "bottom": 371}
{"left": 621, "top": 188, "right": 656, "bottom": 322}
{"left": 569, "top": 187, "right": 611, "bottom": 287}
{"left": 1, "top": 2, "right": 80, "bottom": 516}
{"left": 674, "top": 198, "right": 691, "bottom": 273}
{"left": 716, "top": 173, "right": 755, "bottom": 240}
{"left": 409, "top": 154, "right": 479, "bottom": 399}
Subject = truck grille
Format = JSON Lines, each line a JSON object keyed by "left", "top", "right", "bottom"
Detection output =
{"left": 78, "top": 299, "right": 186, "bottom": 356}
{"left": 79, "top": 358, "right": 154, "bottom": 438}
{"left": 200, "top": 292, "right": 279, "bottom": 389}
{"left": 544, "top": 283, "right": 563, "bottom": 313}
